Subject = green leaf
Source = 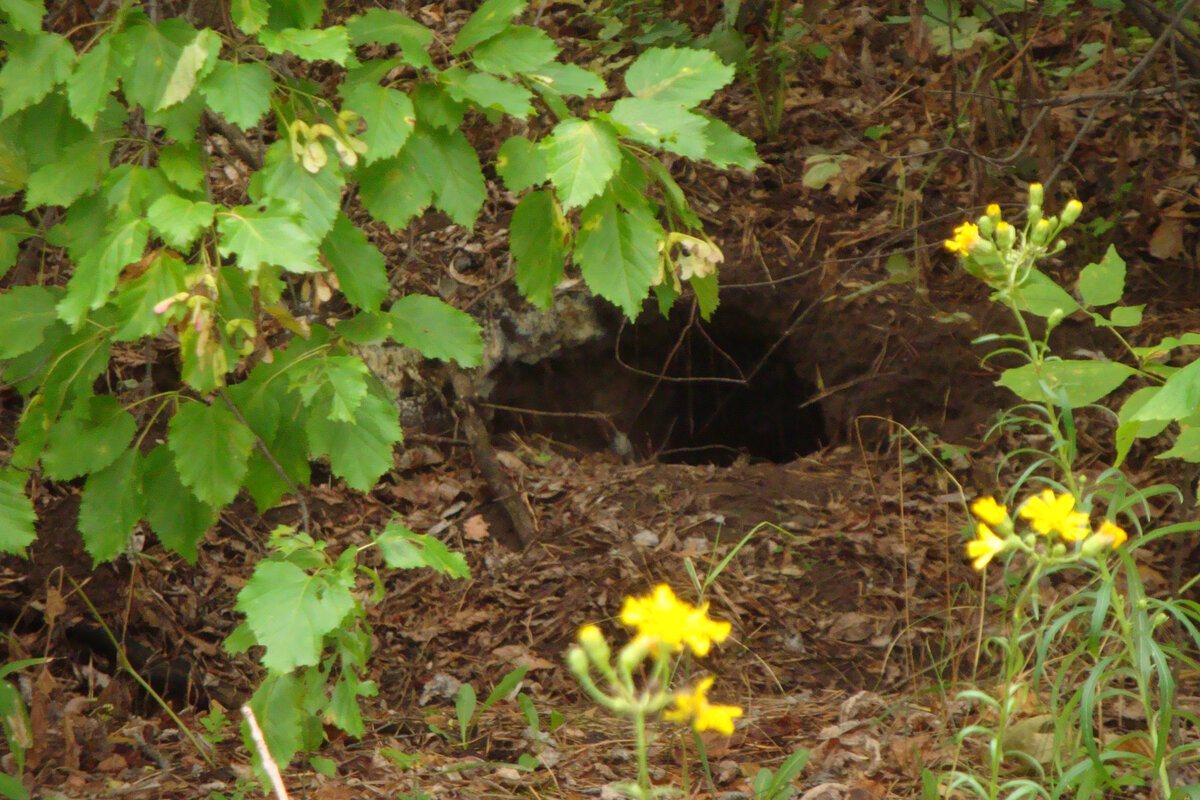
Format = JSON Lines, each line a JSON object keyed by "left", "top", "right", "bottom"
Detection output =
{"left": 327, "top": 674, "right": 366, "bottom": 737}
{"left": 0, "top": 286, "right": 61, "bottom": 359}
{"left": 42, "top": 395, "right": 137, "bottom": 480}
{"left": 268, "top": 0, "right": 325, "bottom": 30}
{"left": 575, "top": 190, "right": 661, "bottom": 318}
{"left": 145, "top": 91, "right": 205, "bottom": 141}
{"left": 112, "top": 251, "right": 188, "bottom": 341}
{"left": 345, "top": 10, "right": 433, "bottom": 69}
{"left": 1011, "top": 269, "right": 1081, "bottom": 318}
{"left": 56, "top": 217, "right": 150, "bottom": 326}
{"left": 610, "top": 97, "right": 709, "bottom": 159}
{"left": 1076, "top": 244, "right": 1125, "bottom": 307}
{"left": 242, "top": 411, "right": 309, "bottom": 512}
{"left": 230, "top": 0, "right": 268, "bottom": 33}
{"left": 405, "top": 126, "right": 485, "bottom": 228}
{"left": 1159, "top": 427, "right": 1200, "bottom": 462}
{"left": 510, "top": 190, "right": 567, "bottom": 308}
{"left": 306, "top": 391, "right": 402, "bottom": 492}
{"left": 802, "top": 154, "right": 843, "bottom": 189}
{"left": 451, "top": 0, "right": 525, "bottom": 54}
{"left": 356, "top": 149, "right": 433, "bottom": 230}
{"left": 218, "top": 200, "right": 321, "bottom": 273}
{"left": 541, "top": 118, "right": 622, "bottom": 209}
{"left": 996, "top": 360, "right": 1137, "bottom": 409}
{"left": 116, "top": 19, "right": 194, "bottom": 112}
{"left": 472, "top": 26, "right": 559, "bottom": 75}
{"left": 335, "top": 311, "right": 392, "bottom": 344}
{"left": 411, "top": 82, "right": 465, "bottom": 129}
{"left": 389, "top": 294, "right": 483, "bottom": 366}
{"left": 78, "top": 448, "right": 143, "bottom": 563}
{"left": 158, "top": 28, "right": 220, "bottom": 110}
{"left": 0, "top": 469, "right": 36, "bottom": 556}
{"left": 24, "top": 134, "right": 112, "bottom": 208}
{"left": 67, "top": 36, "right": 120, "bottom": 128}
{"left": 456, "top": 683, "right": 476, "bottom": 741}
{"left": 375, "top": 520, "right": 470, "bottom": 577}
{"left": 691, "top": 270, "right": 719, "bottom": 319}
{"left": 641, "top": 157, "right": 699, "bottom": 229}
{"left": 259, "top": 26, "right": 351, "bottom": 65}
{"left": 1, "top": 0, "right": 44, "bottom": 31}
{"left": 523, "top": 62, "right": 606, "bottom": 98}
{"left": 339, "top": 80, "right": 415, "bottom": 163}
{"left": 250, "top": 141, "right": 343, "bottom": 239}
{"left": 146, "top": 195, "right": 216, "bottom": 248}
{"left": 168, "top": 401, "right": 256, "bottom": 507}
{"left": 0, "top": 30, "right": 74, "bottom": 120}
{"left": 0, "top": 215, "right": 31, "bottom": 277}
{"left": 158, "top": 141, "right": 205, "bottom": 191}
{"left": 496, "top": 136, "right": 546, "bottom": 192}
{"left": 290, "top": 356, "right": 371, "bottom": 423}
{"left": 442, "top": 68, "right": 534, "bottom": 118}
{"left": 103, "top": 164, "right": 174, "bottom": 217}
{"left": 624, "top": 46, "right": 733, "bottom": 107}
{"left": 702, "top": 118, "right": 760, "bottom": 169}
{"left": 4, "top": 317, "right": 111, "bottom": 417}
{"left": 321, "top": 214, "right": 388, "bottom": 310}
{"left": 201, "top": 60, "right": 274, "bottom": 130}
{"left": 245, "top": 674, "right": 307, "bottom": 772}
{"left": 1103, "top": 305, "right": 1143, "bottom": 328}
{"left": 236, "top": 560, "right": 356, "bottom": 672}
{"left": 1131, "top": 358, "right": 1200, "bottom": 422}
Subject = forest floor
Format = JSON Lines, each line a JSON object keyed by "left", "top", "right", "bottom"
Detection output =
{"left": 4, "top": 0, "right": 1200, "bottom": 798}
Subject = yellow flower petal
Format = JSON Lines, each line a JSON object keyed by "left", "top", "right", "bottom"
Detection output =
{"left": 966, "top": 523, "right": 1005, "bottom": 571}
{"left": 1019, "top": 490, "right": 1089, "bottom": 540}
{"left": 664, "top": 677, "right": 742, "bottom": 735}
{"left": 971, "top": 496, "right": 1008, "bottom": 527}
{"left": 944, "top": 222, "right": 981, "bottom": 255}
{"left": 1097, "top": 520, "right": 1127, "bottom": 549}
{"left": 620, "top": 585, "right": 731, "bottom": 656}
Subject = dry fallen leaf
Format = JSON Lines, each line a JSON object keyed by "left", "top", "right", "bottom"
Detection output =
{"left": 1148, "top": 216, "right": 1184, "bottom": 259}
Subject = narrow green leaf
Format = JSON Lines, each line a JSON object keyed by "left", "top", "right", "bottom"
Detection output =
{"left": 305, "top": 391, "right": 402, "bottom": 491}
{"left": 217, "top": 200, "right": 320, "bottom": 273}
{"left": 67, "top": 36, "right": 120, "bottom": 128}
{"left": 355, "top": 150, "right": 432, "bottom": 231}
{"left": 496, "top": 136, "right": 546, "bottom": 192}
{"left": 167, "top": 400, "right": 256, "bottom": 507}
{"left": 456, "top": 684, "right": 476, "bottom": 741}
{"left": 112, "top": 251, "right": 188, "bottom": 341}
{"left": 250, "top": 141, "right": 343, "bottom": 239}
{"left": 691, "top": 270, "right": 719, "bottom": 319}
{"left": 523, "top": 62, "right": 606, "bottom": 98}
{"left": 78, "top": 448, "right": 143, "bottom": 563}
{"left": 610, "top": 97, "right": 709, "bottom": 159}
{"left": 451, "top": 0, "right": 525, "bottom": 54}
{"left": 158, "top": 28, "right": 220, "bottom": 110}
{"left": 624, "top": 46, "right": 733, "bottom": 107}
{"left": 1, "top": 0, "right": 44, "bottom": 31}
{"left": 259, "top": 26, "right": 351, "bottom": 64}
{"left": 339, "top": 80, "right": 415, "bottom": 163}
{"left": 1076, "top": 244, "right": 1126, "bottom": 307}
{"left": 230, "top": 0, "right": 268, "bottom": 33}
{"left": 0, "top": 469, "right": 36, "bottom": 556}
{"left": 321, "top": 214, "right": 388, "bottom": 310}
{"left": 541, "top": 118, "right": 621, "bottom": 209}
{"left": 0, "top": 286, "right": 61, "bottom": 359}
{"left": 996, "top": 360, "right": 1137, "bottom": 409}
{"left": 0, "top": 30, "right": 74, "bottom": 120}
{"left": 56, "top": 217, "right": 150, "bottom": 326}
{"left": 406, "top": 126, "right": 485, "bottom": 228}
{"left": 510, "top": 190, "right": 567, "bottom": 308}
{"left": 201, "top": 60, "right": 274, "bottom": 130}
{"left": 472, "top": 26, "right": 559, "bottom": 76}
{"left": 345, "top": 9, "right": 433, "bottom": 69}
{"left": 389, "top": 294, "right": 483, "bottom": 366}
{"left": 575, "top": 190, "right": 661, "bottom": 318}
{"left": 42, "top": 395, "right": 137, "bottom": 480}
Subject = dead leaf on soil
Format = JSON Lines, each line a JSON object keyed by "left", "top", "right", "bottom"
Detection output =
{"left": 463, "top": 515, "right": 491, "bottom": 541}
{"left": 1148, "top": 213, "right": 1184, "bottom": 259}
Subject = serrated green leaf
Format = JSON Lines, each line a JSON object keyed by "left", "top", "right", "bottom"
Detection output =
{"left": 376, "top": 519, "right": 470, "bottom": 577}
{"left": 405, "top": 126, "right": 485, "bottom": 228}
{"left": 345, "top": 9, "right": 433, "bottom": 69}
{"left": 327, "top": 673, "right": 366, "bottom": 737}
{"left": 524, "top": 62, "right": 606, "bottom": 97}
{"left": 701, "top": 117, "right": 760, "bottom": 169}
{"left": 641, "top": 157, "right": 699, "bottom": 229}
{"left": 57, "top": 217, "right": 150, "bottom": 326}
{"left": 1012, "top": 269, "right": 1082, "bottom": 318}
{"left": 541, "top": 118, "right": 621, "bottom": 209}
{"left": 242, "top": 411, "right": 309, "bottom": 512}
{"left": 335, "top": 311, "right": 392, "bottom": 345}
{"left": 290, "top": 355, "right": 370, "bottom": 422}
{"left": 201, "top": 60, "right": 274, "bottom": 130}
{"left": 103, "top": 164, "right": 174, "bottom": 217}
{"left": 451, "top": 0, "right": 526, "bottom": 54}
{"left": 144, "top": 90, "right": 205, "bottom": 141}
{"left": 411, "top": 82, "right": 466, "bottom": 129}
{"left": 305, "top": 391, "right": 402, "bottom": 492}
{"left": 42, "top": 395, "right": 137, "bottom": 480}
{"left": 230, "top": 0, "right": 268, "bottom": 32}
{"left": 472, "top": 26, "right": 559, "bottom": 76}
{"left": 0, "top": 286, "right": 60, "bottom": 358}
{"left": 158, "top": 28, "right": 220, "bottom": 110}
{"left": 339, "top": 80, "right": 415, "bottom": 163}
{"left": 217, "top": 200, "right": 320, "bottom": 273}
{"left": 1077, "top": 244, "right": 1125, "bottom": 307}
{"left": 259, "top": 26, "right": 351, "bottom": 64}
{"left": 236, "top": 560, "right": 356, "bottom": 673}
{"left": 0, "top": 30, "right": 74, "bottom": 120}
{"left": 321, "top": 213, "right": 388, "bottom": 310}
{"left": 250, "top": 141, "right": 342, "bottom": 239}
{"left": 116, "top": 19, "right": 196, "bottom": 113}
{"left": 112, "top": 251, "right": 188, "bottom": 341}
{"left": 496, "top": 136, "right": 546, "bottom": 192}
{"left": 24, "top": 134, "right": 111, "bottom": 208}
{"left": 610, "top": 97, "right": 709, "bottom": 159}
{"left": 168, "top": 400, "right": 256, "bottom": 507}
{"left": 575, "top": 190, "right": 660, "bottom": 318}
{"left": 0, "top": 215, "right": 31, "bottom": 278}
{"left": 510, "top": 190, "right": 566, "bottom": 308}
{"left": 268, "top": 0, "right": 324, "bottom": 29}
{"left": 624, "top": 46, "right": 733, "bottom": 107}
{"left": 157, "top": 141, "right": 205, "bottom": 191}
{"left": 245, "top": 674, "right": 307, "bottom": 772}
{"left": 147, "top": 195, "right": 216, "bottom": 248}
{"left": 691, "top": 270, "right": 719, "bottom": 319}
{"left": 4, "top": 315, "right": 110, "bottom": 417}
{"left": 997, "top": 360, "right": 1136, "bottom": 409}
{"left": 0, "top": 469, "right": 35, "bottom": 555}
{"left": 1, "top": 0, "right": 44, "bottom": 31}
{"left": 442, "top": 68, "right": 534, "bottom": 118}
{"left": 67, "top": 36, "right": 120, "bottom": 128}
{"left": 389, "top": 294, "right": 483, "bottom": 366}
{"left": 78, "top": 448, "right": 143, "bottom": 563}
{"left": 356, "top": 149, "right": 432, "bottom": 230}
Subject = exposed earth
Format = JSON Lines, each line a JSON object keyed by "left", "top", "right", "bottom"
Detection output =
{"left": 3, "top": 0, "right": 1200, "bottom": 798}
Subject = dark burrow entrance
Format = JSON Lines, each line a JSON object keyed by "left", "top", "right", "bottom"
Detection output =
{"left": 486, "top": 301, "right": 826, "bottom": 466}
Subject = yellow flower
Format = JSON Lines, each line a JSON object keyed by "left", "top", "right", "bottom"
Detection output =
{"left": 944, "top": 222, "right": 981, "bottom": 255}
{"left": 986, "top": 204, "right": 1001, "bottom": 218}
{"left": 663, "top": 677, "right": 742, "bottom": 735}
{"left": 966, "top": 523, "right": 1006, "bottom": 570}
{"left": 1096, "top": 520, "right": 1127, "bottom": 549}
{"left": 620, "top": 585, "right": 731, "bottom": 656}
{"left": 971, "top": 496, "right": 1008, "bottom": 527}
{"left": 1019, "top": 489, "right": 1090, "bottom": 541}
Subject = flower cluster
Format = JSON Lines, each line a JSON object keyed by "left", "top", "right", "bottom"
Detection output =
{"left": 966, "top": 490, "right": 1128, "bottom": 571}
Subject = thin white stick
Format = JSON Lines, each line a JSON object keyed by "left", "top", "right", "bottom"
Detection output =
{"left": 241, "top": 704, "right": 290, "bottom": 800}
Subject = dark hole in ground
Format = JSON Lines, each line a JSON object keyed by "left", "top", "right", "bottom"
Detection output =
{"left": 487, "top": 301, "right": 826, "bottom": 465}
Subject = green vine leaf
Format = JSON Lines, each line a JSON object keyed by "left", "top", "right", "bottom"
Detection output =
{"left": 376, "top": 520, "right": 470, "bottom": 577}
{"left": 496, "top": 135, "right": 547, "bottom": 192}
{"left": 624, "top": 46, "right": 734, "bottom": 107}
{"left": 472, "top": 26, "right": 559, "bottom": 76}
{"left": 339, "top": 79, "right": 416, "bottom": 163}
{"left": 321, "top": 214, "right": 388, "bottom": 310}
{"left": 1, "top": 0, "right": 45, "bottom": 32}
{"left": 305, "top": 391, "right": 402, "bottom": 492}
{"left": 230, "top": 0, "right": 268, "bottom": 33}
{"left": 146, "top": 195, "right": 216, "bottom": 248}
{"left": 67, "top": 36, "right": 120, "bottom": 128}
{"left": 167, "top": 400, "right": 256, "bottom": 507}
{"left": 0, "top": 286, "right": 61, "bottom": 359}
{"left": 451, "top": 0, "right": 525, "bottom": 54}
{"left": 610, "top": 97, "right": 710, "bottom": 159}
{"left": 200, "top": 60, "right": 275, "bottom": 130}
{"left": 524, "top": 62, "right": 606, "bottom": 98}
{"left": 541, "top": 118, "right": 621, "bottom": 210}
{"left": 701, "top": 118, "right": 760, "bottom": 169}
{"left": 405, "top": 126, "right": 485, "bottom": 228}
{"left": 56, "top": 217, "right": 150, "bottom": 326}
{"left": 250, "top": 142, "right": 342, "bottom": 240}
{"left": 388, "top": 294, "right": 483, "bottom": 366}
{"left": 0, "top": 469, "right": 36, "bottom": 556}
{"left": 575, "top": 190, "right": 661, "bottom": 318}
{"left": 259, "top": 26, "right": 351, "bottom": 65}
{"left": 78, "top": 448, "right": 144, "bottom": 563}
{"left": 345, "top": 9, "right": 433, "bottom": 69}
{"left": 42, "top": 394, "right": 137, "bottom": 480}
{"left": 0, "top": 30, "right": 73, "bottom": 120}
{"left": 217, "top": 200, "right": 320, "bottom": 273}
{"left": 141, "top": 445, "right": 218, "bottom": 563}
{"left": 355, "top": 149, "right": 433, "bottom": 231}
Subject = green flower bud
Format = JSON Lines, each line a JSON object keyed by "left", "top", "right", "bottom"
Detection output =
{"left": 1028, "top": 182, "right": 1044, "bottom": 210}
{"left": 617, "top": 635, "right": 654, "bottom": 675}
{"left": 1045, "top": 307, "right": 1065, "bottom": 333}
{"left": 1061, "top": 199, "right": 1083, "bottom": 226}
{"left": 566, "top": 645, "right": 590, "bottom": 679}
{"left": 1051, "top": 542, "right": 1067, "bottom": 558}
{"left": 577, "top": 625, "right": 611, "bottom": 668}
{"left": 994, "top": 221, "right": 1016, "bottom": 250}
{"left": 1030, "top": 218, "right": 1053, "bottom": 245}
{"left": 977, "top": 215, "right": 995, "bottom": 237}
